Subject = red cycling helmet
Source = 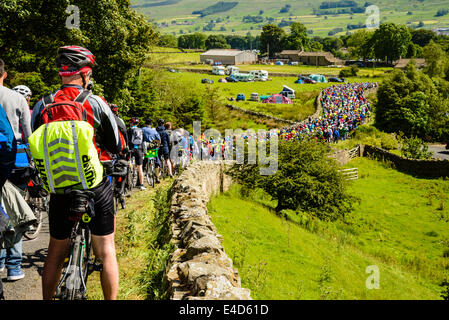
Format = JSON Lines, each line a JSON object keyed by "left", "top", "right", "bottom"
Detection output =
{"left": 110, "top": 104, "right": 119, "bottom": 113}
{"left": 130, "top": 117, "right": 140, "bottom": 126}
{"left": 56, "top": 45, "right": 96, "bottom": 77}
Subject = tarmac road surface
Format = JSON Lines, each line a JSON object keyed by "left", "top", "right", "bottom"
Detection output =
{"left": 427, "top": 144, "right": 449, "bottom": 161}
{"left": 1, "top": 212, "right": 49, "bottom": 300}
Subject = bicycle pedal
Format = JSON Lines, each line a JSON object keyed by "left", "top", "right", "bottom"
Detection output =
{"left": 94, "top": 262, "right": 103, "bottom": 272}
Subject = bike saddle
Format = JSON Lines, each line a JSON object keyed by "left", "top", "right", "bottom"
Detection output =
{"left": 68, "top": 190, "right": 95, "bottom": 215}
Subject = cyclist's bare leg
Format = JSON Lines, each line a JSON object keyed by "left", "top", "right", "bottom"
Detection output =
{"left": 137, "top": 164, "right": 144, "bottom": 186}
{"left": 42, "top": 237, "right": 71, "bottom": 300}
{"left": 91, "top": 232, "right": 119, "bottom": 300}
{"left": 165, "top": 159, "right": 173, "bottom": 177}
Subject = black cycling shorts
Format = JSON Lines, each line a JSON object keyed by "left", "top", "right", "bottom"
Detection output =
{"left": 132, "top": 148, "right": 144, "bottom": 166}
{"left": 48, "top": 178, "right": 115, "bottom": 240}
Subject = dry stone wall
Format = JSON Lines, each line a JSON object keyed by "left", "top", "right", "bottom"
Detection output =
{"left": 166, "top": 160, "right": 252, "bottom": 300}
{"left": 362, "top": 144, "right": 449, "bottom": 178}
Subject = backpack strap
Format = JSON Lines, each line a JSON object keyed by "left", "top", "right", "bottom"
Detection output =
{"left": 75, "top": 90, "right": 91, "bottom": 122}
{"left": 42, "top": 93, "right": 54, "bottom": 107}
{"left": 75, "top": 89, "right": 92, "bottom": 105}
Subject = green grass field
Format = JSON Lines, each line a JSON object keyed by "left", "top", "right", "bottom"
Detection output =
{"left": 208, "top": 157, "right": 449, "bottom": 300}
{"left": 132, "top": 0, "right": 449, "bottom": 38}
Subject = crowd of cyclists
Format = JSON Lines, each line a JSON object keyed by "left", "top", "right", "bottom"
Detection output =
{"left": 0, "top": 43, "right": 376, "bottom": 300}
{"left": 0, "top": 45, "right": 234, "bottom": 300}
{"left": 0, "top": 45, "right": 198, "bottom": 300}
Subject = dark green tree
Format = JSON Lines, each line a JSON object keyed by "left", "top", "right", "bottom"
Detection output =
{"left": 158, "top": 34, "right": 178, "bottom": 48}
{"left": 228, "top": 140, "right": 355, "bottom": 221}
{"left": 285, "top": 22, "right": 310, "bottom": 51}
{"left": 0, "top": 0, "right": 158, "bottom": 108}
{"left": 375, "top": 62, "right": 449, "bottom": 140}
{"left": 411, "top": 28, "right": 436, "bottom": 47}
{"left": 260, "top": 24, "right": 286, "bottom": 57}
{"left": 347, "top": 29, "right": 374, "bottom": 60}
{"left": 371, "top": 23, "right": 412, "bottom": 63}
{"left": 205, "top": 35, "right": 230, "bottom": 50}
{"left": 178, "top": 32, "right": 207, "bottom": 49}
{"left": 423, "top": 41, "right": 449, "bottom": 79}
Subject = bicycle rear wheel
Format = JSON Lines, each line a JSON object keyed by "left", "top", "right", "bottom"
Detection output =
{"left": 144, "top": 160, "right": 155, "bottom": 187}
{"left": 58, "top": 226, "right": 91, "bottom": 300}
{"left": 23, "top": 193, "right": 47, "bottom": 240}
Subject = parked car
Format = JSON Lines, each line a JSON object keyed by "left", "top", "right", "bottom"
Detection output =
{"left": 201, "top": 78, "right": 214, "bottom": 84}
{"left": 226, "top": 76, "right": 239, "bottom": 82}
{"left": 236, "top": 93, "right": 245, "bottom": 101}
{"left": 296, "top": 75, "right": 316, "bottom": 84}
{"left": 250, "top": 93, "right": 259, "bottom": 101}
{"left": 328, "top": 77, "right": 346, "bottom": 83}
{"left": 351, "top": 61, "right": 365, "bottom": 68}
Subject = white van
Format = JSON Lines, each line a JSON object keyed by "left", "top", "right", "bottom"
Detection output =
{"left": 226, "top": 66, "right": 239, "bottom": 75}
{"left": 249, "top": 70, "right": 269, "bottom": 81}
{"left": 212, "top": 66, "right": 225, "bottom": 76}
{"left": 281, "top": 85, "right": 296, "bottom": 99}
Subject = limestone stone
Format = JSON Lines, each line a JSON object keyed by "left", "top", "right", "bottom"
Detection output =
{"left": 165, "top": 160, "right": 251, "bottom": 300}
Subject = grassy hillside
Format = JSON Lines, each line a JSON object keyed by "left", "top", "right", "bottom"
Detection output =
{"left": 208, "top": 157, "right": 449, "bottom": 299}
{"left": 132, "top": 0, "right": 449, "bottom": 37}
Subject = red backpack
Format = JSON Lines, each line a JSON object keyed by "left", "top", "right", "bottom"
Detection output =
{"left": 40, "top": 89, "right": 91, "bottom": 124}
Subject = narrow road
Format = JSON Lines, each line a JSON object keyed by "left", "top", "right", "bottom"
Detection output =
{"left": 427, "top": 144, "right": 449, "bottom": 160}
{"left": 1, "top": 212, "right": 49, "bottom": 300}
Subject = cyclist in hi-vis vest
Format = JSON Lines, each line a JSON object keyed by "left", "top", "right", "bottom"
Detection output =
{"left": 31, "top": 46, "right": 121, "bottom": 300}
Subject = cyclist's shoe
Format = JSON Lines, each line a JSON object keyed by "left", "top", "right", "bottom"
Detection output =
{"left": 7, "top": 268, "right": 25, "bottom": 281}
{"left": 137, "top": 184, "right": 146, "bottom": 191}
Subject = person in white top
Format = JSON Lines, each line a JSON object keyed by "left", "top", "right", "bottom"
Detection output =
{"left": 0, "top": 59, "right": 32, "bottom": 144}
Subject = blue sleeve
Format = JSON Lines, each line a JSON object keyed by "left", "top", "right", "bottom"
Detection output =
{"left": 31, "top": 99, "right": 44, "bottom": 132}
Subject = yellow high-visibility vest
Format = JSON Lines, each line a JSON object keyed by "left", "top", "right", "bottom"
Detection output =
{"left": 29, "top": 120, "right": 104, "bottom": 194}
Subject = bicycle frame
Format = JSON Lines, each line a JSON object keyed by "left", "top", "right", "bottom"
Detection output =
{"left": 54, "top": 215, "right": 92, "bottom": 300}
{"left": 144, "top": 156, "right": 157, "bottom": 187}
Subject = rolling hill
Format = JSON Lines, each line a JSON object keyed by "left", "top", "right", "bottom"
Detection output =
{"left": 131, "top": 0, "right": 449, "bottom": 38}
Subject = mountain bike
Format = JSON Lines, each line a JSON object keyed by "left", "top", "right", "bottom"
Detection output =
{"left": 111, "top": 159, "right": 128, "bottom": 211}
{"left": 129, "top": 154, "right": 138, "bottom": 188}
{"left": 53, "top": 190, "right": 102, "bottom": 300}
{"left": 144, "top": 149, "right": 158, "bottom": 188}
